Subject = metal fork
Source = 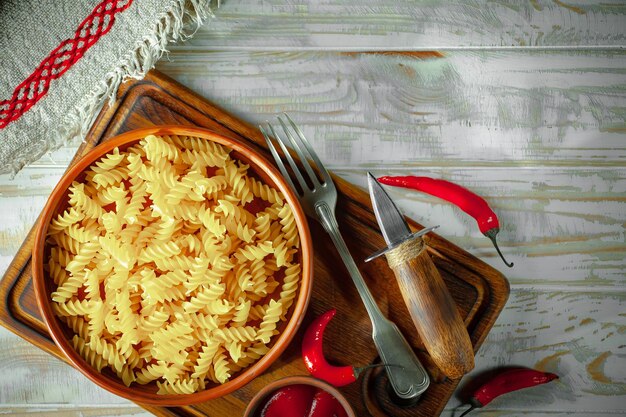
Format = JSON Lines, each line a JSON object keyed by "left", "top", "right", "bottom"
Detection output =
{"left": 260, "top": 114, "right": 430, "bottom": 401}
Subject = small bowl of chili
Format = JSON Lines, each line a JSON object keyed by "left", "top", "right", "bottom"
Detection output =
{"left": 243, "top": 376, "right": 355, "bottom": 417}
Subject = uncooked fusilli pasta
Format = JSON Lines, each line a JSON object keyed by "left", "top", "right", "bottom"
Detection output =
{"left": 46, "top": 134, "right": 301, "bottom": 394}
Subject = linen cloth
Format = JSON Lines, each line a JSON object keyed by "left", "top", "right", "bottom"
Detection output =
{"left": 0, "top": 0, "right": 216, "bottom": 175}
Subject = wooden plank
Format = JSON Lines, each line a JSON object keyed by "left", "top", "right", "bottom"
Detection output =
{"left": 26, "top": 49, "right": 626, "bottom": 168}
{"left": 339, "top": 167, "right": 626, "bottom": 288}
{"left": 0, "top": 290, "right": 621, "bottom": 415}
{"left": 445, "top": 290, "right": 626, "bottom": 414}
{"left": 189, "top": 0, "right": 626, "bottom": 49}
{"left": 0, "top": 407, "right": 148, "bottom": 417}
{"left": 4, "top": 166, "right": 623, "bottom": 287}
{"left": 156, "top": 49, "right": 626, "bottom": 166}
{"left": 2, "top": 170, "right": 622, "bottom": 412}
{"left": 0, "top": 326, "right": 135, "bottom": 405}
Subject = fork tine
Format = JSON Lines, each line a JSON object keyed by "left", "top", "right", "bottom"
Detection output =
{"left": 284, "top": 113, "right": 332, "bottom": 184}
{"left": 277, "top": 116, "right": 320, "bottom": 188}
{"left": 266, "top": 122, "right": 311, "bottom": 192}
{"left": 260, "top": 126, "right": 297, "bottom": 193}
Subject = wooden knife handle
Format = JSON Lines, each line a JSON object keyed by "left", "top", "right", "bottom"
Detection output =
{"left": 384, "top": 237, "right": 474, "bottom": 379}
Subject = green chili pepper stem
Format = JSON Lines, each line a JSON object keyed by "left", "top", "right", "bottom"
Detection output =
{"left": 484, "top": 228, "right": 514, "bottom": 268}
{"left": 459, "top": 398, "right": 483, "bottom": 416}
{"left": 459, "top": 405, "right": 476, "bottom": 417}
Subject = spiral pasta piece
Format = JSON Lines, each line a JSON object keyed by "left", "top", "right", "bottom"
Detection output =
{"left": 139, "top": 307, "right": 170, "bottom": 335}
{"left": 115, "top": 288, "right": 140, "bottom": 356}
{"left": 142, "top": 134, "right": 180, "bottom": 163}
{"left": 50, "top": 247, "right": 73, "bottom": 268}
{"left": 87, "top": 305, "right": 107, "bottom": 338}
{"left": 183, "top": 284, "right": 227, "bottom": 313}
{"left": 198, "top": 207, "right": 226, "bottom": 238}
{"left": 272, "top": 239, "right": 294, "bottom": 267}
{"left": 183, "top": 257, "right": 211, "bottom": 293}
{"left": 180, "top": 149, "right": 228, "bottom": 169}
{"left": 165, "top": 170, "right": 206, "bottom": 205}
{"left": 230, "top": 342, "right": 270, "bottom": 373}
{"left": 135, "top": 363, "right": 164, "bottom": 385}
{"left": 61, "top": 315, "right": 90, "bottom": 340}
{"left": 235, "top": 265, "right": 253, "bottom": 291}
{"left": 66, "top": 224, "right": 98, "bottom": 243}
{"left": 49, "top": 208, "right": 84, "bottom": 233}
{"left": 224, "top": 161, "right": 254, "bottom": 204}
{"left": 213, "top": 326, "right": 257, "bottom": 344}
{"left": 212, "top": 348, "right": 231, "bottom": 384}
{"left": 49, "top": 232, "right": 82, "bottom": 254}
{"left": 248, "top": 176, "right": 284, "bottom": 206}
{"left": 123, "top": 181, "right": 147, "bottom": 225}
{"left": 51, "top": 275, "right": 83, "bottom": 303}
{"left": 256, "top": 300, "right": 282, "bottom": 344}
{"left": 142, "top": 270, "right": 188, "bottom": 304}
{"left": 195, "top": 175, "right": 228, "bottom": 198}
{"left": 248, "top": 304, "right": 268, "bottom": 321}
{"left": 97, "top": 183, "right": 127, "bottom": 205}
{"left": 235, "top": 241, "right": 273, "bottom": 263}
{"left": 126, "top": 152, "right": 143, "bottom": 177}
{"left": 47, "top": 261, "right": 68, "bottom": 287}
{"left": 191, "top": 341, "right": 220, "bottom": 380}
{"left": 232, "top": 299, "right": 251, "bottom": 327}
{"left": 88, "top": 337, "right": 126, "bottom": 373}
{"left": 72, "top": 335, "right": 107, "bottom": 372}
{"left": 157, "top": 379, "right": 199, "bottom": 395}
{"left": 89, "top": 147, "right": 125, "bottom": 174}
{"left": 278, "top": 204, "right": 299, "bottom": 249}
{"left": 98, "top": 235, "right": 135, "bottom": 270}
{"left": 253, "top": 213, "right": 272, "bottom": 242}
{"left": 101, "top": 212, "right": 122, "bottom": 235}
{"left": 92, "top": 166, "right": 129, "bottom": 189}
{"left": 139, "top": 163, "right": 177, "bottom": 190}
{"left": 65, "top": 241, "right": 100, "bottom": 275}
{"left": 279, "top": 263, "right": 301, "bottom": 320}
{"left": 170, "top": 135, "right": 230, "bottom": 158}
{"left": 154, "top": 254, "right": 196, "bottom": 271}
{"left": 138, "top": 241, "right": 181, "bottom": 263}
{"left": 116, "top": 364, "right": 137, "bottom": 387}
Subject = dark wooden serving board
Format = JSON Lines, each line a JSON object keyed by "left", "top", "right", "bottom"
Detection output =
{"left": 0, "top": 70, "right": 509, "bottom": 417}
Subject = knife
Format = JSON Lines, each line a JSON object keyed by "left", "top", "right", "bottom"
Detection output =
{"left": 365, "top": 172, "right": 475, "bottom": 379}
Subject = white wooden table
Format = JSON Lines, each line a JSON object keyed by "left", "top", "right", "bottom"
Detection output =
{"left": 1, "top": 1, "right": 624, "bottom": 416}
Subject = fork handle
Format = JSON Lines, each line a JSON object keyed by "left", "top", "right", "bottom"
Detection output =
{"left": 315, "top": 202, "right": 379, "bottom": 313}
{"left": 315, "top": 202, "right": 430, "bottom": 399}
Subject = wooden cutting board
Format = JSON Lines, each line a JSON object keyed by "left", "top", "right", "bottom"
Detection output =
{"left": 0, "top": 70, "right": 509, "bottom": 417}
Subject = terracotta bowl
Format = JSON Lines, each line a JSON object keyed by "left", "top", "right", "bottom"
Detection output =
{"left": 32, "top": 126, "right": 313, "bottom": 406}
{"left": 243, "top": 376, "right": 356, "bottom": 417}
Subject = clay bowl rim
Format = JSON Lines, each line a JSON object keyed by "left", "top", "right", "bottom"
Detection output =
{"left": 32, "top": 125, "right": 314, "bottom": 406}
{"left": 243, "top": 375, "right": 357, "bottom": 417}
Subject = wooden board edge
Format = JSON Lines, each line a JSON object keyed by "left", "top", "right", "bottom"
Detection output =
{"left": 0, "top": 70, "right": 511, "bottom": 417}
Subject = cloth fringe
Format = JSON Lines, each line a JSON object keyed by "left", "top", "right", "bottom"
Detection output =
{"left": 6, "top": 0, "right": 216, "bottom": 177}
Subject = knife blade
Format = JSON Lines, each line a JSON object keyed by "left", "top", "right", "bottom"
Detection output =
{"left": 366, "top": 172, "right": 475, "bottom": 379}
{"left": 370, "top": 173, "right": 413, "bottom": 246}
{"left": 365, "top": 173, "right": 439, "bottom": 262}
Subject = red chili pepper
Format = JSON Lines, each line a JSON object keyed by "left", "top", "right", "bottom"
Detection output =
{"left": 302, "top": 309, "right": 358, "bottom": 386}
{"left": 378, "top": 175, "right": 514, "bottom": 268}
{"left": 459, "top": 368, "right": 559, "bottom": 416}
{"left": 302, "top": 310, "right": 394, "bottom": 387}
